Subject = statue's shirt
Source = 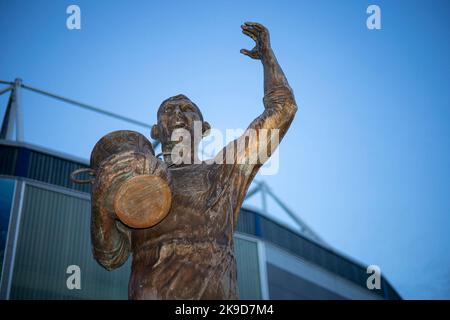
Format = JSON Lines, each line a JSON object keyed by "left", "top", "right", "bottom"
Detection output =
{"left": 128, "top": 162, "right": 256, "bottom": 299}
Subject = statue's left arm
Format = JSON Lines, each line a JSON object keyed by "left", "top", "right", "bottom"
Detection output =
{"left": 215, "top": 22, "right": 297, "bottom": 172}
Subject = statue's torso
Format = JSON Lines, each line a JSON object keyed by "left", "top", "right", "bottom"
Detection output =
{"left": 128, "top": 162, "right": 254, "bottom": 299}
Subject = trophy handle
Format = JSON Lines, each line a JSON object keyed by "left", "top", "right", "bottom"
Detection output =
{"left": 71, "top": 168, "right": 96, "bottom": 184}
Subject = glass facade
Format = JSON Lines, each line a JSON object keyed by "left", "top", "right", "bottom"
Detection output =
{"left": 0, "top": 178, "right": 15, "bottom": 278}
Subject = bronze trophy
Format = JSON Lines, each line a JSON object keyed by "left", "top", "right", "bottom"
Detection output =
{"left": 71, "top": 130, "right": 172, "bottom": 229}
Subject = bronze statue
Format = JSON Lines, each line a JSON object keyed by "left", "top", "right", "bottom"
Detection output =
{"left": 89, "top": 22, "right": 297, "bottom": 299}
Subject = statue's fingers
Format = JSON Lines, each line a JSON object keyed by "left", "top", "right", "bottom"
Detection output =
{"left": 244, "top": 22, "right": 265, "bottom": 31}
{"left": 240, "top": 49, "right": 251, "bottom": 56}
{"left": 240, "top": 48, "right": 259, "bottom": 59}
{"left": 242, "top": 28, "right": 257, "bottom": 41}
{"left": 241, "top": 24, "right": 258, "bottom": 35}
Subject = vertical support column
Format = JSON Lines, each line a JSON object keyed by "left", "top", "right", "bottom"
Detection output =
{"left": 0, "top": 79, "right": 23, "bottom": 141}
{"left": 260, "top": 182, "right": 268, "bottom": 216}
{"left": 0, "top": 90, "right": 14, "bottom": 140}
{"left": 255, "top": 181, "right": 267, "bottom": 238}
{"left": 13, "top": 78, "right": 23, "bottom": 142}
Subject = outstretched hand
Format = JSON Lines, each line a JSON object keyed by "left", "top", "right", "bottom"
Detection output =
{"left": 240, "top": 22, "right": 271, "bottom": 60}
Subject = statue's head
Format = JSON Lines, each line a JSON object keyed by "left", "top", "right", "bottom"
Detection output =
{"left": 151, "top": 94, "right": 210, "bottom": 146}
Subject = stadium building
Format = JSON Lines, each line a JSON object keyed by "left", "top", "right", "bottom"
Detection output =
{"left": 0, "top": 79, "right": 401, "bottom": 300}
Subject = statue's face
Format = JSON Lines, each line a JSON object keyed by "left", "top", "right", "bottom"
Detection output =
{"left": 154, "top": 95, "right": 204, "bottom": 145}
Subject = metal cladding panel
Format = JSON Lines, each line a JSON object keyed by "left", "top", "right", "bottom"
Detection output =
{"left": 0, "top": 144, "right": 90, "bottom": 193}
{"left": 27, "top": 151, "right": 91, "bottom": 193}
{"left": 236, "top": 208, "right": 256, "bottom": 235}
{"left": 234, "top": 237, "right": 261, "bottom": 299}
{"left": 267, "top": 263, "right": 346, "bottom": 300}
{"left": 10, "top": 184, "right": 130, "bottom": 299}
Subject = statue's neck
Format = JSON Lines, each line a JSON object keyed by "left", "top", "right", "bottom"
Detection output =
{"left": 161, "top": 142, "right": 200, "bottom": 166}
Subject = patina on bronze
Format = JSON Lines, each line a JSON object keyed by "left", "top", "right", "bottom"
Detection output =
{"left": 85, "top": 22, "right": 298, "bottom": 299}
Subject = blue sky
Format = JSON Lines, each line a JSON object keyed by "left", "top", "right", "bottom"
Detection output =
{"left": 1, "top": 0, "right": 449, "bottom": 299}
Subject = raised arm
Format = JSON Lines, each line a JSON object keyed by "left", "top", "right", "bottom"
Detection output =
{"left": 240, "top": 22, "right": 293, "bottom": 96}
{"left": 215, "top": 22, "right": 297, "bottom": 172}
